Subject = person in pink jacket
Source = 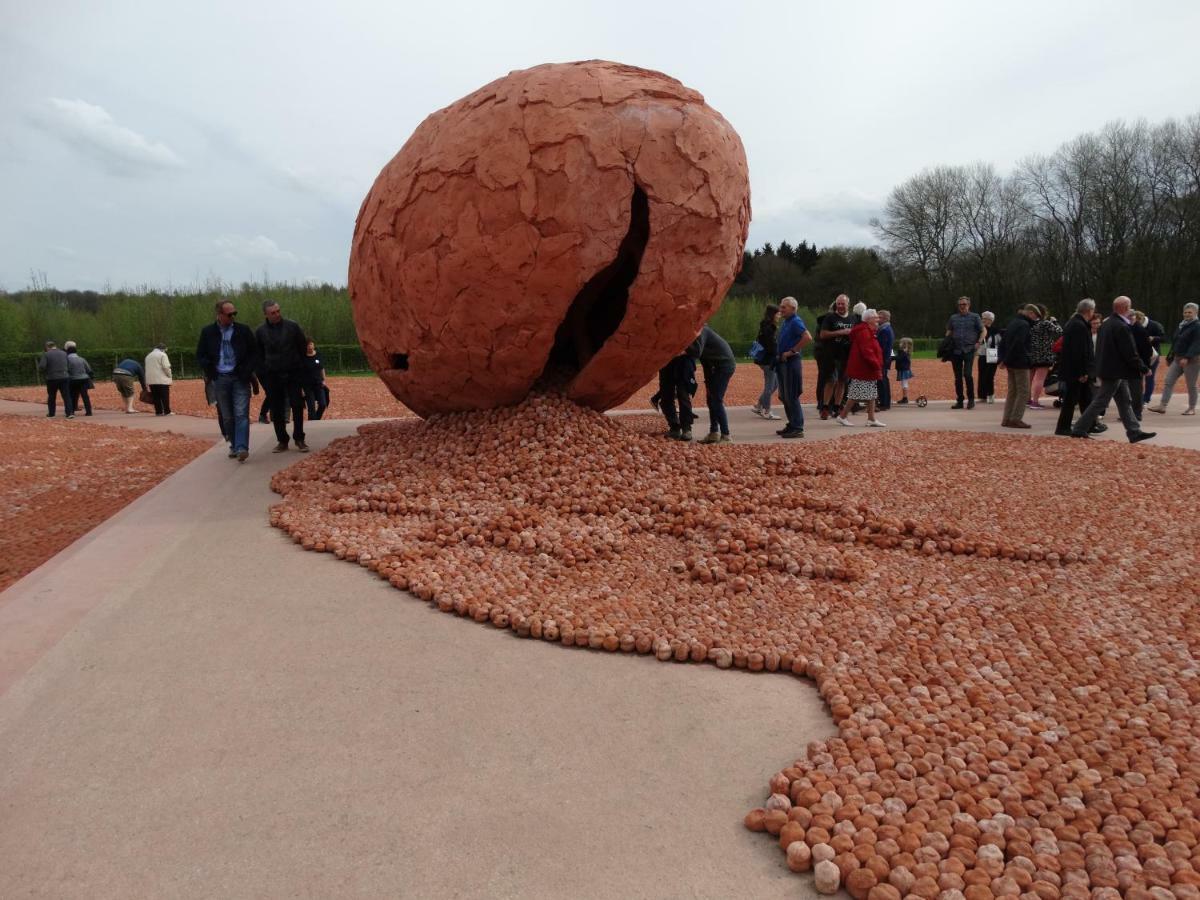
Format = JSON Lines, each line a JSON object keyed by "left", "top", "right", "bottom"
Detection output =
{"left": 834, "top": 310, "right": 886, "bottom": 428}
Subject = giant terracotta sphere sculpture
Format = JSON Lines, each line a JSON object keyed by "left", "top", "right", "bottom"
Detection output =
{"left": 349, "top": 60, "right": 751, "bottom": 417}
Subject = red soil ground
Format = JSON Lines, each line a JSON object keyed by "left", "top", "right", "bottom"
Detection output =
{"left": 0, "top": 415, "right": 211, "bottom": 593}
{"left": 0, "top": 359, "right": 1002, "bottom": 421}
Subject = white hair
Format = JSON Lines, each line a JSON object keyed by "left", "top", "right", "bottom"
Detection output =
{"left": 982, "top": 310, "right": 995, "bottom": 320}
{"left": 1077, "top": 298, "right": 1096, "bottom": 314}
{"left": 779, "top": 296, "right": 798, "bottom": 311}
{"left": 852, "top": 301, "right": 867, "bottom": 317}
{"left": 1185, "top": 302, "right": 1199, "bottom": 314}
{"left": 863, "top": 308, "right": 878, "bottom": 320}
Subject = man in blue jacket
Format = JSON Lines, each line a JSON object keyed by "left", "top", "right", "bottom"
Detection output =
{"left": 774, "top": 296, "right": 812, "bottom": 438}
{"left": 196, "top": 299, "right": 259, "bottom": 461}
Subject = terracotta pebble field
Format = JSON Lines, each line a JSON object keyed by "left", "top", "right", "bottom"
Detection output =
{"left": 0, "top": 415, "right": 210, "bottom": 593}
{"left": 0, "top": 359, "right": 997, "bottom": 421}
{"left": 269, "top": 392, "right": 1200, "bottom": 899}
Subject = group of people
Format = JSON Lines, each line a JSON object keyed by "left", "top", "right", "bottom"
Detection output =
{"left": 35, "top": 298, "right": 330, "bottom": 462}
{"left": 997, "top": 296, "right": 1198, "bottom": 441}
{"left": 651, "top": 291, "right": 1198, "bottom": 445}
{"left": 37, "top": 340, "right": 174, "bottom": 418}
{"left": 196, "top": 298, "right": 327, "bottom": 461}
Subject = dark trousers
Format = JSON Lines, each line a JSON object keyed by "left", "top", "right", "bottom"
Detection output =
{"left": 304, "top": 382, "right": 327, "bottom": 421}
{"left": 1143, "top": 356, "right": 1160, "bottom": 403}
{"left": 1128, "top": 377, "right": 1144, "bottom": 419}
{"left": 71, "top": 382, "right": 92, "bottom": 415}
{"left": 1055, "top": 379, "right": 1093, "bottom": 433}
{"left": 951, "top": 353, "right": 975, "bottom": 401}
{"left": 263, "top": 371, "right": 306, "bottom": 445}
{"left": 1072, "top": 378, "right": 1142, "bottom": 438}
{"left": 704, "top": 365, "right": 733, "bottom": 435}
{"left": 45, "top": 379, "right": 72, "bottom": 416}
{"left": 814, "top": 352, "right": 835, "bottom": 410}
{"left": 658, "top": 357, "right": 694, "bottom": 430}
{"left": 978, "top": 357, "right": 998, "bottom": 399}
{"left": 777, "top": 356, "right": 805, "bottom": 431}
{"left": 876, "top": 366, "right": 892, "bottom": 409}
{"left": 150, "top": 384, "right": 171, "bottom": 415}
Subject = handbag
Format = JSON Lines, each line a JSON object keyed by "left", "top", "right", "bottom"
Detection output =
{"left": 748, "top": 340, "right": 765, "bottom": 363}
{"left": 986, "top": 346, "right": 999, "bottom": 364}
{"left": 139, "top": 388, "right": 154, "bottom": 404}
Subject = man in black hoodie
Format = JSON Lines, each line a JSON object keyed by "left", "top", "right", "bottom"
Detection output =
{"left": 1054, "top": 299, "right": 1098, "bottom": 436}
{"left": 999, "top": 305, "right": 1039, "bottom": 429}
{"left": 1070, "top": 296, "right": 1155, "bottom": 443}
{"left": 256, "top": 300, "right": 310, "bottom": 452}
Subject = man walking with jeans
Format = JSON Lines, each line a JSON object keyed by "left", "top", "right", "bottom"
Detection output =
{"left": 256, "top": 300, "right": 311, "bottom": 453}
{"left": 945, "top": 296, "right": 983, "bottom": 409}
{"left": 1070, "top": 296, "right": 1156, "bottom": 444}
{"left": 774, "top": 296, "right": 812, "bottom": 438}
{"left": 197, "top": 299, "right": 259, "bottom": 461}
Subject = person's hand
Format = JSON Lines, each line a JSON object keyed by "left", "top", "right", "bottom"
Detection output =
{"left": 1182, "top": 358, "right": 1191, "bottom": 366}
{"left": 1078, "top": 375, "right": 1088, "bottom": 383}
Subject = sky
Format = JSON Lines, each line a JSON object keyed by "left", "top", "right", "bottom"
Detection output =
{"left": 2, "top": 0, "right": 1198, "bottom": 291}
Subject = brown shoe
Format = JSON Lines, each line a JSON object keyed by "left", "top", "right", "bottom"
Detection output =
{"left": 295, "top": 440, "right": 309, "bottom": 452}
{"left": 272, "top": 442, "right": 289, "bottom": 453}
{"left": 1010, "top": 420, "right": 1031, "bottom": 429}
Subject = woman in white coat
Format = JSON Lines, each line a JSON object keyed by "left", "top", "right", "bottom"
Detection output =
{"left": 145, "top": 343, "right": 173, "bottom": 415}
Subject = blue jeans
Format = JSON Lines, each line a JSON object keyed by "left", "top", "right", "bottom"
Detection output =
{"left": 756, "top": 363, "right": 778, "bottom": 412}
{"left": 213, "top": 373, "right": 251, "bottom": 453}
{"left": 704, "top": 366, "right": 733, "bottom": 435}
{"left": 776, "top": 357, "right": 805, "bottom": 431}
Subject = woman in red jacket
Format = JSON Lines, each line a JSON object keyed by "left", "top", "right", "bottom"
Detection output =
{"left": 835, "top": 310, "right": 887, "bottom": 427}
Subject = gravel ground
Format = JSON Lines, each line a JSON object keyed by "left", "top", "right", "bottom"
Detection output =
{"left": 0, "top": 360, "right": 1002, "bottom": 420}
{"left": 0, "top": 415, "right": 210, "bottom": 593}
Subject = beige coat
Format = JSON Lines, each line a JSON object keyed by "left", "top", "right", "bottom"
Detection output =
{"left": 145, "top": 348, "right": 173, "bottom": 385}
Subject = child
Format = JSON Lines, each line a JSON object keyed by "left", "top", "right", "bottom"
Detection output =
{"left": 895, "top": 337, "right": 914, "bottom": 405}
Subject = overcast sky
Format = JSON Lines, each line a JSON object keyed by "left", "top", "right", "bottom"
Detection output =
{"left": 2, "top": 0, "right": 1198, "bottom": 291}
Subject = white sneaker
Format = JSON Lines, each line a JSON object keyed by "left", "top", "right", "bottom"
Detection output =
{"left": 836, "top": 416, "right": 855, "bottom": 426}
{"left": 764, "top": 412, "right": 780, "bottom": 420}
{"left": 867, "top": 419, "right": 887, "bottom": 427}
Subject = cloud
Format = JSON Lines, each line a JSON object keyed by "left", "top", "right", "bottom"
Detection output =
{"left": 748, "top": 191, "right": 885, "bottom": 250}
{"left": 213, "top": 233, "right": 299, "bottom": 263}
{"left": 29, "top": 97, "right": 184, "bottom": 176}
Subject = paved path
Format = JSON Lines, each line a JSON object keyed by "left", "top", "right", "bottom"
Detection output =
{"left": 0, "top": 396, "right": 1194, "bottom": 897}
{"left": 0, "top": 410, "right": 828, "bottom": 899}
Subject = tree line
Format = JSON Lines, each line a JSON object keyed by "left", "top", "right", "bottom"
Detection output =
{"left": 732, "top": 112, "right": 1200, "bottom": 336}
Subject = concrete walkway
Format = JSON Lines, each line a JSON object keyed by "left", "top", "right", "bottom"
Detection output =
{"left": 0, "top": 396, "right": 1194, "bottom": 898}
{"left": 0, "top": 411, "right": 828, "bottom": 899}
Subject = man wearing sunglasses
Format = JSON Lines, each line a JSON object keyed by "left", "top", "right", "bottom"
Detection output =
{"left": 196, "top": 299, "right": 259, "bottom": 461}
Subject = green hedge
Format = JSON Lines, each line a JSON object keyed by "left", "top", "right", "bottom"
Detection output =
{"left": 0, "top": 344, "right": 371, "bottom": 387}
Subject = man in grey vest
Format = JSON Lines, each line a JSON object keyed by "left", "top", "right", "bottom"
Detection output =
{"left": 37, "top": 341, "right": 73, "bottom": 418}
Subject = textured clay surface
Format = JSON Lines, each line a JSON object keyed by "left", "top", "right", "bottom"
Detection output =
{"left": 270, "top": 395, "right": 1200, "bottom": 897}
{"left": 0, "top": 415, "right": 209, "bottom": 592}
{"left": 349, "top": 60, "right": 751, "bottom": 417}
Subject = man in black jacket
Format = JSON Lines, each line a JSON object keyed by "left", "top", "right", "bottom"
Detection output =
{"left": 999, "top": 305, "right": 1039, "bottom": 429}
{"left": 196, "top": 299, "right": 259, "bottom": 461}
{"left": 1070, "top": 297, "right": 1155, "bottom": 443}
{"left": 1054, "top": 299, "right": 1099, "bottom": 436}
{"left": 256, "top": 300, "right": 310, "bottom": 453}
